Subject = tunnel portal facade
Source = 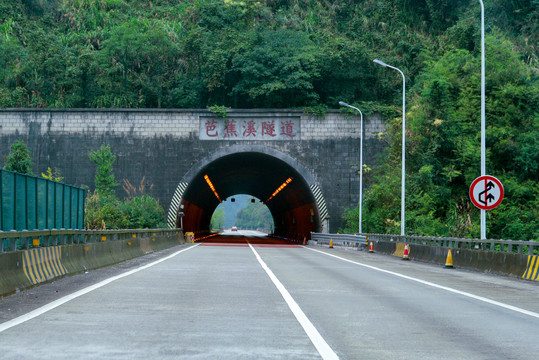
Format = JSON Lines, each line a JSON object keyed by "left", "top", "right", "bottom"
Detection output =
{"left": 0, "top": 108, "right": 387, "bottom": 234}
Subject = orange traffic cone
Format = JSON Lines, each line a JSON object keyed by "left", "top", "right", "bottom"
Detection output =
{"left": 303, "top": 237, "right": 306, "bottom": 245}
{"left": 402, "top": 243, "right": 410, "bottom": 260}
{"left": 369, "top": 241, "right": 374, "bottom": 253}
{"left": 329, "top": 238, "right": 334, "bottom": 248}
{"left": 444, "top": 249, "right": 454, "bottom": 268}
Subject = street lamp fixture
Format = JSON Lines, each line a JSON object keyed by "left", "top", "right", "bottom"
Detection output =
{"left": 373, "top": 59, "right": 406, "bottom": 236}
{"left": 339, "top": 101, "right": 364, "bottom": 234}
{"left": 373, "top": 59, "right": 388, "bottom": 67}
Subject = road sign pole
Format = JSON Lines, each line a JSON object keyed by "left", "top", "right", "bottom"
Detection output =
{"left": 479, "top": 0, "right": 486, "bottom": 239}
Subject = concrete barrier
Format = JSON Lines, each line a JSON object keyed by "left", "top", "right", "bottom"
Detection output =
{"left": 0, "top": 231, "right": 184, "bottom": 297}
{"left": 0, "top": 252, "right": 30, "bottom": 296}
{"left": 372, "top": 240, "right": 530, "bottom": 279}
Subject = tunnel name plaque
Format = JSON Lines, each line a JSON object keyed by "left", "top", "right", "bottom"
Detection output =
{"left": 200, "top": 116, "right": 300, "bottom": 140}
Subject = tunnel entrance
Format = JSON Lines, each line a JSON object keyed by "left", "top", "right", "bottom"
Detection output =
{"left": 168, "top": 146, "right": 326, "bottom": 240}
{"left": 211, "top": 195, "right": 274, "bottom": 233}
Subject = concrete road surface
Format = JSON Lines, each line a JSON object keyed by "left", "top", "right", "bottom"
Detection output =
{"left": 1, "top": 234, "right": 539, "bottom": 359}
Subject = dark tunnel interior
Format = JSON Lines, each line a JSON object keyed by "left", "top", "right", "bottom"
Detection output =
{"left": 176, "top": 152, "right": 321, "bottom": 239}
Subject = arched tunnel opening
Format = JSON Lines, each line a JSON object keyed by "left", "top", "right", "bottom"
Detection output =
{"left": 175, "top": 150, "right": 322, "bottom": 240}
{"left": 211, "top": 195, "right": 274, "bottom": 233}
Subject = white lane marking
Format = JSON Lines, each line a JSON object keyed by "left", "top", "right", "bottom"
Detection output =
{"left": 249, "top": 243, "right": 339, "bottom": 360}
{"left": 0, "top": 244, "right": 200, "bottom": 333}
{"left": 305, "top": 247, "right": 539, "bottom": 320}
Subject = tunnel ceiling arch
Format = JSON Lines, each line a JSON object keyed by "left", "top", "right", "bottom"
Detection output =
{"left": 169, "top": 145, "right": 326, "bottom": 238}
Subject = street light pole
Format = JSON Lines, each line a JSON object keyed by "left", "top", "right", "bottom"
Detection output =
{"left": 339, "top": 101, "right": 364, "bottom": 234}
{"left": 373, "top": 59, "right": 406, "bottom": 236}
{"left": 479, "top": 0, "right": 486, "bottom": 239}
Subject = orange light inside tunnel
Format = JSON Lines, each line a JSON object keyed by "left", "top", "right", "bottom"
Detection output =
{"left": 204, "top": 174, "right": 222, "bottom": 203}
{"left": 265, "top": 177, "right": 292, "bottom": 203}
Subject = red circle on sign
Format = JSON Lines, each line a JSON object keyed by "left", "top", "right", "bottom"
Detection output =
{"left": 469, "top": 175, "right": 504, "bottom": 210}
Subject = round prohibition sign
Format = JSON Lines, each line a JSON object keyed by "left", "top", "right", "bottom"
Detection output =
{"left": 469, "top": 175, "right": 504, "bottom": 210}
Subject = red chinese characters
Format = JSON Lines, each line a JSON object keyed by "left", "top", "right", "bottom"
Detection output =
{"left": 243, "top": 120, "right": 257, "bottom": 137}
{"left": 205, "top": 119, "right": 218, "bottom": 137}
{"left": 201, "top": 117, "right": 298, "bottom": 140}
{"left": 224, "top": 119, "right": 238, "bottom": 138}
{"left": 262, "top": 120, "right": 277, "bottom": 137}
{"left": 280, "top": 120, "right": 296, "bottom": 138}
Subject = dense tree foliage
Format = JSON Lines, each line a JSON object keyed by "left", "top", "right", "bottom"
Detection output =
{"left": 236, "top": 199, "right": 274, "bottom": 232}
{"left": 2, "top": 0, "right": 534, "bottom": 109}
{"left": 1, "top": 1, "right": 537, "bottom": 239}
{"left": 210, "top": 207, "right": 225, "bottom": 229}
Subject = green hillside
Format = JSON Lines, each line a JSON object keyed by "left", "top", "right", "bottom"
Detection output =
{"left": 1, "top": 0, "right": 537, "bottom": 240}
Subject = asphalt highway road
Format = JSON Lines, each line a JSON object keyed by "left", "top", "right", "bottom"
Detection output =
{"left": 1, "top": 231, "right": 539, "bottom": 359}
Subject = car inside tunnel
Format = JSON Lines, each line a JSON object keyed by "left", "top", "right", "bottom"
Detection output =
{"left": 175, "top": 150, "right": 321, "bottom": 240}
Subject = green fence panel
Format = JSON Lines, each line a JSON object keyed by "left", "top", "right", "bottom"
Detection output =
{"left": 2, "top": 171, "right": 15, "bottom": 231}
{"left": 47, "top": 181, "right": 55, "bottom": 228}
{"left": 15, "top": 174, "right": 27, "bottom": 231}
{"left": 26, "top": 177, "right": 37, "bottom": 230}
{"left": 64, "top": 186, "right": 71, "bottom": 228}
{"left": 70, "top": 188, "right": 77, "bottom": 229}
{"left": 54, "top": 182, "right": 63, "bottom": 229}
{"left": 37, "top": 178, "right": 47, "bottom": 230}
{"left": 78, "top": 190, "right": 84, "bottom": 229}
{"left": 1, "top": 169, "right": 85, "bottom": 232}
{"left": 0, "top": 171, "right": 2, "bottom": 230}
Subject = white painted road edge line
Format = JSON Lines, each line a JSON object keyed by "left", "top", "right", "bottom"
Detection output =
{"left": 0, "top": 244, "right": 200, "bottom": 333}
{"left": 248, "top": 243, "right": 339, "bottom": 360}
{"left": 305, "top": 247, "right": 539, "bottom": 320}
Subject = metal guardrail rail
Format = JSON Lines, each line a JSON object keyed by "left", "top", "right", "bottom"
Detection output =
{"left": 366, "top": 233, "right": 539, "bottom": 255}
{"left": 312, "top": 232, "right": 538, "bottom": 255}
{"left": 311, "top": 233, "right": 367, "bottom": 248}
{"left": 0, "top": 228, "right": 182, "bottom": 253}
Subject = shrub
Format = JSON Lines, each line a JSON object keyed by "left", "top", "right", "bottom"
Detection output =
{"left": 4, "top": 140, "right": 34, "bottom": 175}
{"left": 118, "top": 195, "right": 166, "bottom": 229}
{"left": 85, "top": 192, "right": 165, "bottom": 230}
{"left": 84, "top": 191, "right": 128, "bottom": 230}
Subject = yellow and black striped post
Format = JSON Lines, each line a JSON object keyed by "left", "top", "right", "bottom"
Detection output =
{"left": 522, "top": 255, "right": 539, "bottom": 281}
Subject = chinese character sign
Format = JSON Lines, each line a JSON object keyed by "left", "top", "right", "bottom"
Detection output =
{"left": 200, "top": 117, "right": 300, "bottom": 140}
{"left": 205, "top": 119, "right": 218, "bottom": 137}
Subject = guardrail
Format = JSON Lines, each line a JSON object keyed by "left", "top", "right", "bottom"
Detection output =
{"left": 320, "top": 233, "right": 538, "bottom": 255}
{"left": 0, "top": 228, "right": 182, "bottom": 253}
{"left": 311, "top": 233, "right": 367, "bottom": 248}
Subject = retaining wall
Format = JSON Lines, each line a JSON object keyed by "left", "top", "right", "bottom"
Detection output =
{"left": 0, "top": 232, "right": 185, "bottom": 297}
